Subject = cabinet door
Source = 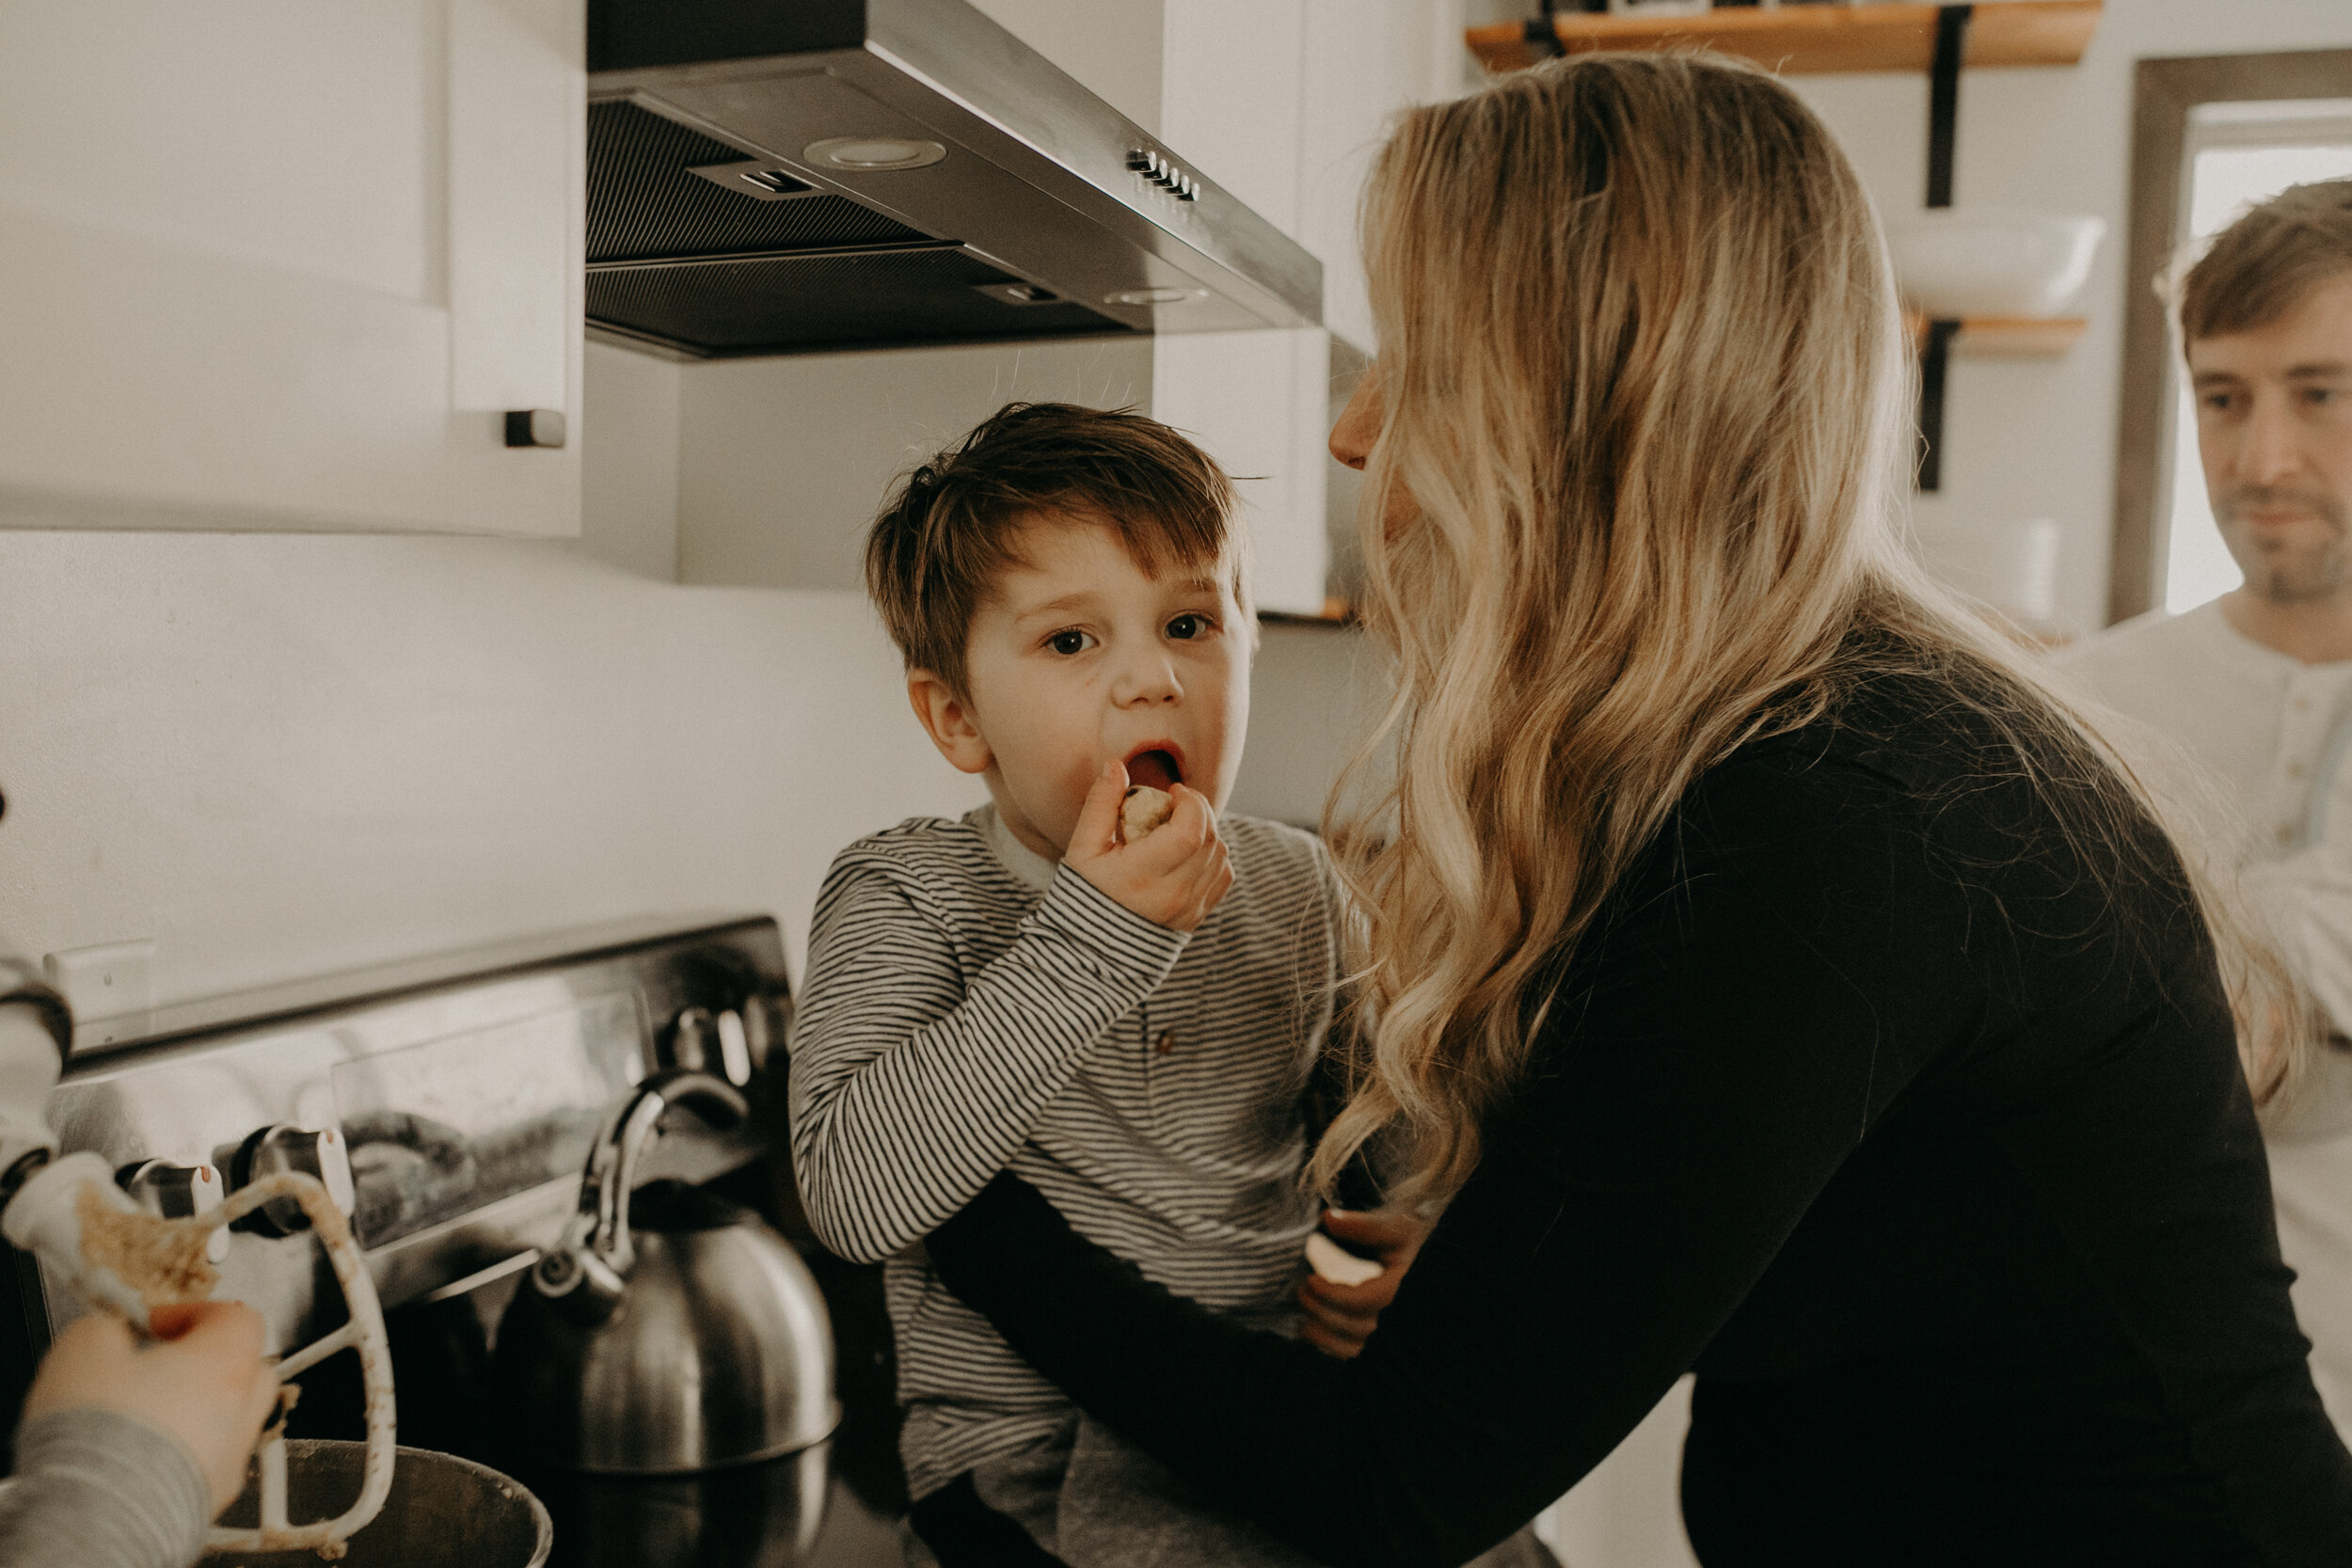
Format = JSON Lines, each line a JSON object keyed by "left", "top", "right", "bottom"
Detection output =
{"left": 1159, "top": 0, "right": 1329, "bottom": 616}
{"left": 0, "top": 0, "right": 582, "bottom": 536}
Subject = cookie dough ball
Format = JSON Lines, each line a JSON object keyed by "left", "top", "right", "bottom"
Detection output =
{"left": 1306, "top": 1231, "right": 1384, "bottom": 1287}
{"left": 1120, "top": 784, "right": 1175, "bottom": 844}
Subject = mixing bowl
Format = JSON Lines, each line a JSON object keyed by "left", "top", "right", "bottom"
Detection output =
{"left": 212, "top": 1441, "right": 550, "bottom": 1568}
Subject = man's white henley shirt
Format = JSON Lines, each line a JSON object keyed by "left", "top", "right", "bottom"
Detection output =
{"left": 2063, "top": 598, "right": 2352, "bottom": 1439}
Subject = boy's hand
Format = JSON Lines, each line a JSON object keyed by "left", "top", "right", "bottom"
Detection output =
{"left": 1298, "top": 1208, "right": 1428, "bottom": 1359}
{"left": 24, "top": 1300, "right": 281, "bottom": 1513}
{"left": 1063, "top": 761, "right": 1232, "bottom": 933}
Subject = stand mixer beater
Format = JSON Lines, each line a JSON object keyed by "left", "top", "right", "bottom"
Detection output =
{"left": 0, "top": 994, "right": 398, "bottom": 1559}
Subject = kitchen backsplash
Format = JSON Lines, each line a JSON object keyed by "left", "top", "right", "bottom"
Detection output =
{"left": 0, "top": 341, "right": 1378, "bottom": 1008}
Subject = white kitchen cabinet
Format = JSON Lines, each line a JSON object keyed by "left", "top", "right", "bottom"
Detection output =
{"left": 1153, "top": 0, "right": 1465, "bottom": 614}
{"left": 1156, "top": 0, "right": 1327, "bottom": 616}
{"left": 0, "top": 0, "right": 582, "bottom": 537}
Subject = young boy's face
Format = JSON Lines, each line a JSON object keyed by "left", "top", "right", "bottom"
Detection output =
{"left": 911, "top": 512, "right": 1250, "bottom": 863}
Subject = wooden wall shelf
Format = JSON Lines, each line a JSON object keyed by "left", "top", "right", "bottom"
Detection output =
{"left": 1468, "top": 2, "right": 2101, "bottom": 77}
{"left": 1259, "top": 600, "right": 1358, "bottom": 629}
{"left": 1907, "top": 314, "right": 2087, "bottom": 358}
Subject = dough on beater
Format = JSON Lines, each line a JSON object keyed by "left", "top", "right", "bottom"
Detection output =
{"left": 74, "top": 1184, "right": 216, "bottom": 1307}
{"left": 1120, "top": 784, "right": 1175, "bottom": 844}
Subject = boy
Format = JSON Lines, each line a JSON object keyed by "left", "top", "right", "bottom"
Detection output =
{"left": 788, "top": 403, "right": 1341, "bottom": 1567}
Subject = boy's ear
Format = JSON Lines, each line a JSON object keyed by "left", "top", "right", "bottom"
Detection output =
{"left": 907, "top": 672, "right": 993, "bottom": 776}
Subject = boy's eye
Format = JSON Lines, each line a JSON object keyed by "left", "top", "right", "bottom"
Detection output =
{"left": 1166, "top": 613, "right": 1211, "bottom": 641}
{"left": 1045, "top": 628, "right": 1095, "bottom": 657}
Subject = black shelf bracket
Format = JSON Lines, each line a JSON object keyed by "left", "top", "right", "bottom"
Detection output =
{"left": 1916, "top": 4, "right": 1972, "bottom": 491}
{"left": 1916, "top": 318, "right": 1963, "bottom": 492}
{"left": 1926, "top": 4, "right": 1971, "bottom": 209}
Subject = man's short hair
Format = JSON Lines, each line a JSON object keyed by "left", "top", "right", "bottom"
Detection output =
{"left": 864, "top": 402, "right": 1243, "bottom": 697}
{"left": 2180, "top": 177, "right": 2352, "bottom": 344}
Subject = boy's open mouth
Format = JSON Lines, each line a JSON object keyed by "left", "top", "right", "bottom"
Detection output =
{"left": 1124, "top": 748, "right": 1183, "bottom": 791}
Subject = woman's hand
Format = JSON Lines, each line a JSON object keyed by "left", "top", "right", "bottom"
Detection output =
{"left": 24, "top": 1301, "right": 281, "bottom": 1514}
{"left": 1297, "top": 1208, "right": 1429, "bottom": 1359}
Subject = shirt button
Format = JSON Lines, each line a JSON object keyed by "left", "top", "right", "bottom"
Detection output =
{"left": 2278, "top": 824, "right": 2298, "bottom": 845}
{"left": 1154, "top": 1030, "right": 1177, "bottom": 1056}
{"left": 2295, "top": 695, "right": 2314, "bottom": 711}
{"left": 2290, "top": 761, "right": 2311, "bottom": 780}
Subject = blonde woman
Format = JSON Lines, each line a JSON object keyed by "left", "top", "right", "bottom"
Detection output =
{"left": 921, "top": 54, "right": 2352, "bottom": 1567}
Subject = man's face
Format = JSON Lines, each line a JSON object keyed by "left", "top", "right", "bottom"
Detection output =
{"left": 2189, "top": 272, "right": 2352, "bottom": 602}
{"left": 950, "top": 515, "right": 1248, "bottom": 860}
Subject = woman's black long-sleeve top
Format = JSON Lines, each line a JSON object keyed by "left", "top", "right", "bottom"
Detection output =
{"left": 923, "top": 669, "right": 2352, "bottom": 1567}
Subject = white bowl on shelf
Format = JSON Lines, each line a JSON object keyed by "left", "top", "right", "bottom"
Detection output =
{"left": 1886, "top": 210, "right": 2106, "bottom": 319}
{"left": 1912, "top": 516, "right": 2062, "bottom": 628}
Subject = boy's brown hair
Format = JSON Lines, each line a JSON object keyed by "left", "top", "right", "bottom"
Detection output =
{"left": 865, "top": 402, "right": 1244, "bottom": 697}
{"left": 2180, "top": 177, "right": 2352, "bottom": 344}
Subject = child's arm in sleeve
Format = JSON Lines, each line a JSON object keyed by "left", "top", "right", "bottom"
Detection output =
{"left": 787, "top": 856, "right": 1189, "bottom": 1264}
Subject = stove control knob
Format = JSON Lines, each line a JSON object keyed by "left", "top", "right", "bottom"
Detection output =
{"left": 662, "top": 1005, "right": 714, "bottom": 1075}
{"left": 713, "top": 1008, "right": 753, "bottom": 1086}
{"left": 230, "top": 1125, "right": 356, "bottom": 1239}
{"left": 663, "top": 1006, "right": 754, "bottom": 1087}
{"left": 117, "top": 1160, "right": 231, "bottom": 1263}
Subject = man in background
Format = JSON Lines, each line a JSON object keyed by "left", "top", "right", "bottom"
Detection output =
{"left": 2064, "top": 178, "right": 2352, "bottom": 1437}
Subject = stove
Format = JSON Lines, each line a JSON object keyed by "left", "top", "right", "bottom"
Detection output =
{"left": 0, "top": 914, "right": 910, "bottom": 1566}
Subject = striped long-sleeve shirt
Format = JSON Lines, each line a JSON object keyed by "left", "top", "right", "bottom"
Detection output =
{"left": 787, "top": 803, "right": 1341, "bottom": 1499}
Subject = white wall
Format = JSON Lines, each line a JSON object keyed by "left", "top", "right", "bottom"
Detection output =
{"left": 1225, "top": 623, "right": 1389, "bottom": 828}
{"left": 0, "top": 522, "right": 986, "bottom": 1007}
{"left": 675, "top": 338, "right": 1156, "bottom": 593}
{"left": 1789, "top": 0, "right": 2352, "bottom": 634}
{"left": 580, "top": 338, "right": 680, "bottom": 580}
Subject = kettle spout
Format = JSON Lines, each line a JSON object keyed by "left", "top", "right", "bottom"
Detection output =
{"left": 530, "top": 1242, "right": 627, "bottom": 1326}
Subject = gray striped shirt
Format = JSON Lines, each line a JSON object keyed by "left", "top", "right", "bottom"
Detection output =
{"left": 788, "top": 804, "right": 1341, "bottom": 1499}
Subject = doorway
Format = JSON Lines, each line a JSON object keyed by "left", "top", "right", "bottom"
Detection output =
{"left": 2107, "top": 50, "right": 2352, "bottom": 626}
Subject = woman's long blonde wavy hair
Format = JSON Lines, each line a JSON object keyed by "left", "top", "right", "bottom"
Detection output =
{"left": 1308, "top": 52, "right": 2312, "bottom": 1215}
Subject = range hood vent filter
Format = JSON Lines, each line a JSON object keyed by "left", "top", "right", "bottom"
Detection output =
{"left": 589, "top": 100, "right": 927, "bottom": 265}
{"left": 589, "top": 250, "right": 1117, "bottom": 356}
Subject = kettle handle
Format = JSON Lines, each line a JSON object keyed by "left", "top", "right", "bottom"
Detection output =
{"left": 532, "top": 1069, "right": 747, "bottom": 1316}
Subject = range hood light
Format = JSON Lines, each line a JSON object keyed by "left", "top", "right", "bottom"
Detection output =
{"left": 1105, "top": 287, "right": 1209, "bottom": 308}
{"left": 804, "top": 135, "right": 947, "bottom": 172}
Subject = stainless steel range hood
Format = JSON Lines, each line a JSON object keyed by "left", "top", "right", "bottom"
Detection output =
{"left": 585, "top": 0, "right": 1324, "bottom": 358}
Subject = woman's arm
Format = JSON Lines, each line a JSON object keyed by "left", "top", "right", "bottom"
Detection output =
{"left": 927, "top": 756, "right": 1976, "bottom": 1567}
{"left": 788, "top": 858, "right": 1187, "bottom": 1263}
{"left": 0, "top": 1301, "right": 280, "bottom": 1568}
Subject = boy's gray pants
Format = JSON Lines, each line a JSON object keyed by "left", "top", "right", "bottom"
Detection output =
{"left": 900, "top": 1413, "right": 1564, "bottom": 1568}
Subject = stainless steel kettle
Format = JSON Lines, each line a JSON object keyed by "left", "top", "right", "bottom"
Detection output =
{"left": 490, "top": 1069, "right": 838, "bottom": 1474}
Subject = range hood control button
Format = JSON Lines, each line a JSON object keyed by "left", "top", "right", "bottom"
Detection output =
{"left": 230, "top": 1125, "right": 356, "bottom": 1238}
{"left": 118, "top": 1160, "right": 231, "bottom": 1262}
{"left": 1126, "top": 150, "right": 1198, "bottom": 201}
